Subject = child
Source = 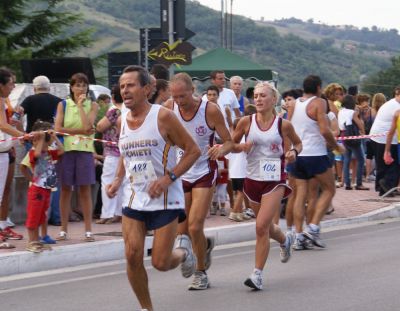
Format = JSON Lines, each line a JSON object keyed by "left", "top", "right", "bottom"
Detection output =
{"left": 20, "top": 121, "right": 64, "bottom": 253}
{"left": 212, "top": 155, "right": 229, "bottom": 216}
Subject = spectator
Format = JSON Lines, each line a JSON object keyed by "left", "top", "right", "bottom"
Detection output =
{"left": 230, "top": 76, "right": 249, "bottom": 114}
{"left": 20, "top": 75, "right": 62, "bottom": 226}
{"left": 150, "top": 63, "right": 169, "bottom": 80}
{"left": 338, "top": 95, "right": 369, "bottom": 190}
{"left": 20, "top": 121, "right": 64, "bottom": 252}
{"left": 0, "top": 68, "right": 25, "bottom": 245}
{"left": 54, "top": 73, "right": 98, "bottom": 242}
{"left": 95, "top": 85, "right": 125, "bottom": 224}
{"left": 370, "top": 86, "right": 400, "bottom": 195}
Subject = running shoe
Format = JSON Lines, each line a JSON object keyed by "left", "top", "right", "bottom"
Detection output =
{"left": 293, "top": 236, "right": 314, "bottom": 250}
{"left": 210, "top": 205, "right": 218, "bottom": 215}
{"left": 228, "top": 212, "right": 243, "bottom": 222}
{"left": 188, "top": 271, "right": 210, "bottom": 290}
{"left": 280, "top": 231, "right": 294, "bottom": 263}
{"left": 219, "top": 207, "right": 227, "bottom": 216}
{"left": 1, "top": 227, "right": 23, "bottom": 240}
{"left": 84, "top": 232, "right": 95, "bottom": 242}
{"left": 6, "top": 217, "right": 15, "bottom": 228}
{"left": 26, "top": 241, "right": 43, "bottom": 253}
{"left": 204, "top": 236, "right": 215, "bottom": 270}
{"left": 244, "top": 270, "right": 263, "bottom": 290}
{"left": 241, "top": 212, "right": 252, "bottom": 220}
{"left": 244, "top": 208, "right": 256, "bottom": 218}
{"left": 303, "top": 229, "right": 326, "bottom": 248}
{"left": 175, "top": 234, "right": 196, "bottom": 278}
{"left": 40, "top": 235, "right": 56, "bottom": 244}
{"left": 55, "top": 231, "right": 67, "bottom": 241}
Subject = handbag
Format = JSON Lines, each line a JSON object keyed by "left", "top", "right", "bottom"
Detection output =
{"left": 342, "top": 122, "right": 361, "bottom": 148}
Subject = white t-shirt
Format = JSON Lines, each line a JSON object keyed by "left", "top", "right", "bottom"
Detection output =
{"left": 203, "top": 88, "right": 239, "bottom": 128}
{"left": 226, "top": 138, "right": 246, "bottom": 179}
{"left": 338, "top": 108, "right": 355, "bottom": 131}
{"left": 370, "top": 98, "right": 400, "bottom": 144}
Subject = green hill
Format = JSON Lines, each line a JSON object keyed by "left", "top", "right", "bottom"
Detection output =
{"left": 62, "top": 0, "right": 394, "bottom": 90}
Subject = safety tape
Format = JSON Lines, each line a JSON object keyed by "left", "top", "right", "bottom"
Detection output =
{"left": 0, "top": 131, "right": 389, "bottom": 145}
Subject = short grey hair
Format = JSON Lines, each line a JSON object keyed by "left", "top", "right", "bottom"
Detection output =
{"left": 230, "top": 75, "right": 243, "bottom": 83}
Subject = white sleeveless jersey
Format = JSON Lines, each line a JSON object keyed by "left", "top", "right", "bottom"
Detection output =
{"left": 291, "top": 96, "right": 327, "bottom": 156}
{"left": 246, "top": 114, "right": 285, "bottom": 181}
{"left": 173, "top": 100, "right": 216, "bottom": 183}
{"left": 119, "top": 105, "right": 184, "bottom": 211}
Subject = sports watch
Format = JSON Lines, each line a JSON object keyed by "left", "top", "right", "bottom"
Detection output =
{"left": 168, "top": 171, "right": 178, "bottom": 182}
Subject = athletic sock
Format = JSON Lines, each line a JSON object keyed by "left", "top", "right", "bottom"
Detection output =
{"left": 309, "top": 223, "right": 320, "bottom": 232}
{"left": 287, "top": 226, "right": 292, "bottom": 232}
{"left": 295, "top": 232, "right": 304, "bottom": 240}
{"left": 253, "top": 268, "right": 262, "bottom": 275}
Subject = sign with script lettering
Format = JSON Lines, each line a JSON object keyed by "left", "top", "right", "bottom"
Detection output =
{"left": 148, "top": 40, "right": 195, "bottom": 67}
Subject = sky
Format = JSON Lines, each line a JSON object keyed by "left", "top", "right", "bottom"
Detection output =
{"left": 196, "top": 0, "right": 400, "bottom": 31}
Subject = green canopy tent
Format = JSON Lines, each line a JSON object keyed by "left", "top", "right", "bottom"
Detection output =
{"left": 174, "top": 47, "right": 277, "bottom": 82}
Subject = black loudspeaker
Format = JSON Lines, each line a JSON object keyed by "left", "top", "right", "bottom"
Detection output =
{"left": 108, "top": 52, "right": 140, "bottom": 88}
{"left": 20, "top": 58, "right": 96, "bottom": 84}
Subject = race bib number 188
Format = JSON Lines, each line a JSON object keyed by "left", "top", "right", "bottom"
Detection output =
{"left": 259, "top": 159, "right": 281, "bottom": 181}
{"left": 128, "top": 160, "right": 157, "bottom": 186}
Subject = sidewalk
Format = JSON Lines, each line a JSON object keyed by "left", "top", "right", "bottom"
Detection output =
{"left": 1, "top": 180, "right": 399, "bottom": 276}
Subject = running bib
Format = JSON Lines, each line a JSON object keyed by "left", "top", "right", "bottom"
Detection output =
{"left": 217, "top": 160, "right": 225, "bottom": 170}
{"left": 128, "top": 160, "right": 157, "bottom": 188}
{"left": 259, "top": 159, "right": 281, "bottom": 181}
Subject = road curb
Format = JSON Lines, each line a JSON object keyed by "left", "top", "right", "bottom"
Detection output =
{"left": 1, "top": 203, "right": 399, "bottom": 277}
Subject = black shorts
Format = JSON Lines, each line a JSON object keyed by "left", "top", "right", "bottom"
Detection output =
{"left": 365, "top": 139, "right": 374, "bottom": 160}
{"left": 122, "top": 208, "right": 186, "bottom": 230}
{"left": 231, "top": 178, "right": 244, "bottom": 192}
{"left": 286, "top": 155, "right": 331, "bottom": 180}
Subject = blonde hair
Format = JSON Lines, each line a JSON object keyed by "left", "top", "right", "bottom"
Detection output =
{"left": 371, "top": 93, "right": 386, "bottom": 112}
{"left": 323, "top": 83, "right": 343, "bottom": 101}
{"left": 170, "top": 72, "right": 193, "bottom": 90}
{"left": 254, "top": 82, "right": 280, "bottom": 105}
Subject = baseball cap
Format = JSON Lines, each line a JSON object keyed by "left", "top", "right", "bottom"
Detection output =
{"left": 32, "top": 75, "right": 50, "bottom": 89}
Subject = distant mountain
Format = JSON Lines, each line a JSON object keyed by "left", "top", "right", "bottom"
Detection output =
{"left": 62, "top": 0, "right": 395, "bottom": 90}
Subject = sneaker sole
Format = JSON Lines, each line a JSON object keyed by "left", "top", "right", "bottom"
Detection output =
{"left": 188, "top": 283, "right": 210, "bottom": 290}
{"left": 244, "top": 278, "right": 262, "bottom": 290}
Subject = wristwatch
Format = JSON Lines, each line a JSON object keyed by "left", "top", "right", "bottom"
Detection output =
{"left": 168, "top": 171, "right": 178, "bottom": 182}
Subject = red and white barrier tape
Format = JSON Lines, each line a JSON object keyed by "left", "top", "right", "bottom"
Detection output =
{"left": 0, "top": 131, "right": 389, "bottom": 145}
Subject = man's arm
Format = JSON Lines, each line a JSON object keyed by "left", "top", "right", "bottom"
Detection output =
{"left": 282, "top": 119, "right": 302, "bottom": 163}
{"left": 207, "top": 103, "right": 233, "bottom": 159}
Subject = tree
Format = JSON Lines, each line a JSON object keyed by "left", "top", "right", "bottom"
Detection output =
{"left": 0, "top": 0, "right": 92, "bottom": 74}
{"left": 361, "top": 56, "right": 400, "bottom": 97}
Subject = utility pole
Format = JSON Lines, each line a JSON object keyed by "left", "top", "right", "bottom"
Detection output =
{"left": 168, "top": 0, "right": 174, "bottom": 76}
{"left": 230, "top": 0, "right": 233, "bottom": 51}
{"left": 224, "top": 0, "right": 228, "bottom": 49}
{"left": 221, "top": 0, "right": 224, "bottom": 48}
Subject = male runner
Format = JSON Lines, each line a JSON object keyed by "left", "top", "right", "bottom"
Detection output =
{"left": 164, "top": 73, "right": 233, "bottom": 290}
{"left": 107, "top": 66, "right": 201, "bottom": 311}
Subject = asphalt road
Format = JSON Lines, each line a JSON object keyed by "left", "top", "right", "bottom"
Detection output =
{"left": 1, "top": 220, "right": 400, "bottom": 311}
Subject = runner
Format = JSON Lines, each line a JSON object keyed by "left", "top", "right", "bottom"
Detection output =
{"left": 287, "top": 75, "right": 344, "bottom": 250}
{"left": 106, "top": 66, "right": 201, "bottom": 311}
{"left": 232, "top": 82, "right": 302, "bottom": 290}
{"left": 164, "top": 72, "right": 233, "bottom": 290}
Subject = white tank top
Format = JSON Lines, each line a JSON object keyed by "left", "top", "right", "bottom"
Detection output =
{"left": 291, "top": 96, "right": 327, "bottom": 156}
{"left": 173, "top": 100, "right": 216, "bottom": 183}
{"left": 119, "top": 105, "right": 184, "bottom": 211}
{"left": 246, "top": 114, "right": 285, "bottom": 181}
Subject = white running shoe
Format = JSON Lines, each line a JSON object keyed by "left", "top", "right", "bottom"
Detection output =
{"left": 175, "top": 234, "right": 196, "bottom": 278}
{"left": 188, "top": 271, "right": 210, "bottom": 290}
{"left": 6, "top": 217, "right": 15, "bottom": 228}
{"left": 244, "top": 270, "right": 263, "bottom": 290}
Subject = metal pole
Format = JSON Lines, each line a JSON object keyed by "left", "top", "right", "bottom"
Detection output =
{"left": 224, "top": 0, "right": 228, "bottom": 49}
{"left": 168, "top": 0, "right": 175, "bottom": 76}
{"left": 221, "top": 0, "right": 224, "bottom": 48}
{"left": 144, "top": 28, "right": 149, "bottom": 70}
{"left": 230, "top": 0, "right": 233, "bottom": 51}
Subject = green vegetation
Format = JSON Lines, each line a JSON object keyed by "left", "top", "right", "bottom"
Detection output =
{"left": 4, "top": 0, "right": 398, "bottom": 91}
{"left": 0, "top": 0, "right": 93, "bottom": 76}
{"left": 361, "top": 56, "right": 400, "bottom": 97}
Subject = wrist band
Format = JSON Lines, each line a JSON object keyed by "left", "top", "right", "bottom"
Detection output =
{"left": 290, "top": 148, "right": 298, "bottom": 157}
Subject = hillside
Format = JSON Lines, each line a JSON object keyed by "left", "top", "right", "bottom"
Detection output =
{"left": 60, "top": 0, "right": 395, "bottom": 90}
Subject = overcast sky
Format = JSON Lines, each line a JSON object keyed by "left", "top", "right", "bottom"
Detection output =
{"left": 195, "top": 0, "right": 400, "bottom": 31}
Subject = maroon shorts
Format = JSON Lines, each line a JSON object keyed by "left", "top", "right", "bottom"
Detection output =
{"left": 182, "top": 170, "right": 217, "bottom": 193}
{"left": 25, "top": 185, "right": 51, "bottom": 229}
{"left": 244, "top": 178, "right": 292, "bottom": 204}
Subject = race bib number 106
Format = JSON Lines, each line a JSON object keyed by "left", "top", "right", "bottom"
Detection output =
{"left": 259, "top": 159, "right": 281, "bottom": 181}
